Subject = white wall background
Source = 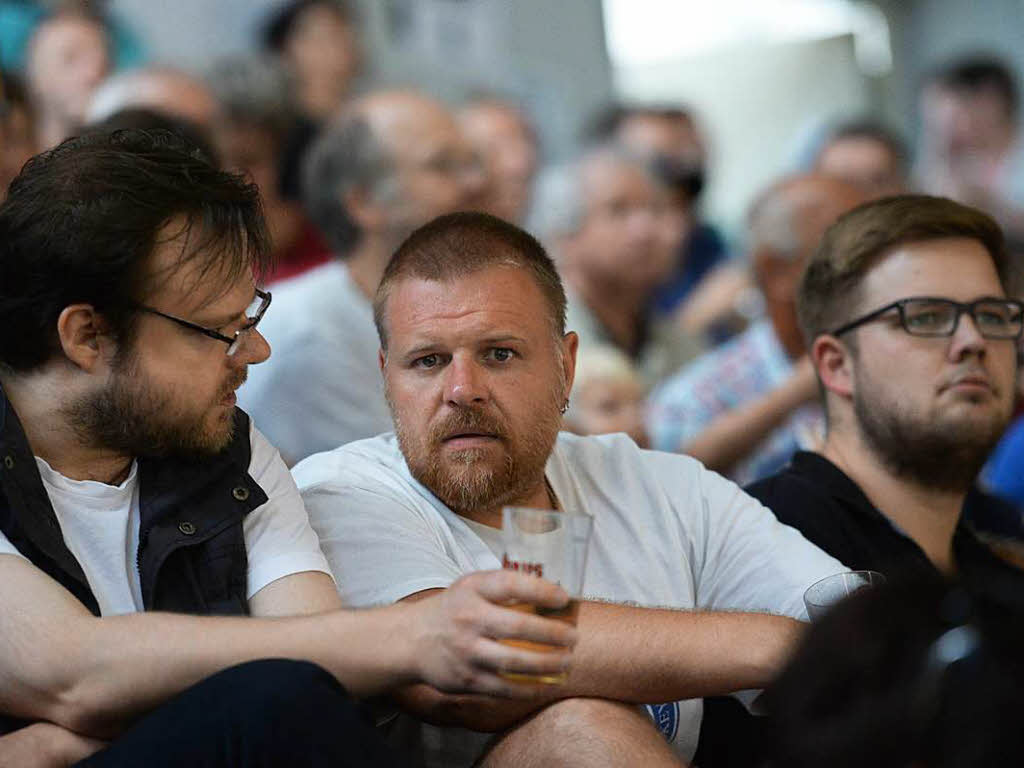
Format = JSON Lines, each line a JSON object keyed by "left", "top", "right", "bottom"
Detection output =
{"left": 614, "top": 34, "right": 871, "bottom": 242}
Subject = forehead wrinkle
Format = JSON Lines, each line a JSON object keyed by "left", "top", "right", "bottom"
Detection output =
{"left": 388, "top": 276, "right": 550, "bottom": 352}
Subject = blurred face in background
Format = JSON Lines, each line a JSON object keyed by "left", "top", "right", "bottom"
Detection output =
{"left": 567, "top": 154, "right": 676, "bottom": 293}
{"left": 370, "top": 94, "right": 485, "bottom": 247}
{"left": 458, "top": 102, "right": 538, "bottom": 224}
{"left": 26, "top": 14, "right": 109, "bottom": 135}
{"left": 920, "top": 83, "right": 1016, "bottom": 161}
{"left": 283, "top": 2, "right": 359, "bottom": 119}
{"left": 816, "top": 136, "right": 907, "bottom": 200}
{"left": 570, "top": 374, "right": 648, "bottom": 448}
{"left": 215, "top": 121, "right": 281, "bottom": 205}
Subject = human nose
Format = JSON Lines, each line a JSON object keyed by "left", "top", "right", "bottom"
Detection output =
{"left": 948, "top": 308, "right": 987, "bottom": 360}
{"left": 443, "top": 354, "right": 487, "bottom": 406}
{"left": 229, "top": 327, "right": 271, "bottom": 366}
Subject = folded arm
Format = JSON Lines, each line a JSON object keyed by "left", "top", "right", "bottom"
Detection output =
{"left": 0, "top": 557, "right": 575, "bottom": 740}
{"left": 394, "top": 589, "right": 803, "bottom": 732}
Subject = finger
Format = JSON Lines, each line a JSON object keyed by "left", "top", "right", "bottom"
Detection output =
{"left": 466, "top": 569, "right": 571, "bottom": 609}
{"left": 471, "top": 637, "right": 573, "bottom": 678}
{"left": 483, "top": 603, "right": 578, "bottom": 648}
{"left": 464, "top": 671, "right": 566, "bottom": 700}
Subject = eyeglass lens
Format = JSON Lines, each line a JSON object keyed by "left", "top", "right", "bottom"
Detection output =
{"left": 902, "top": 299, "right": 1022, "bottom": 338}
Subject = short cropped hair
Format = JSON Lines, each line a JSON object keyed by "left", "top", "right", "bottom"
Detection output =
{"left": 797, "top": 195, "right": 1008, "bottom": 344}
{"left": 927, "top": 54, "right": 1019, "bottom": 119}
{"left": 374, "top": 211, "right": 567, "bottom": 351}
{"left": 0, "top": 128, "right": 269, "bottom": 372}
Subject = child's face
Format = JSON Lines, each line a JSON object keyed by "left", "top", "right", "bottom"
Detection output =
{"left": 574, "top": 377, "right": 649, "bottom": 448}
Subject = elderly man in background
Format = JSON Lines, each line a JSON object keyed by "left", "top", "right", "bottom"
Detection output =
{"left": 86, "top": 65, "right": 221, "bottom": 132}
{"left": 648, "top": 175, "right": 864, "bottom": 484}
{"left": 458, "top": 96, "right": 538, "bottom": 225}
{"left": 24, "top": 6, "right": 110, "bottom": 150}
{"left": 531, "top": 144, "right": 702, "bottom": 388}
{"left": 238, "top": 89, "right": 486, "bottom": 464}
{"left": 813, "top": 119, "right": 909, "bottom": 200}
{"left": 295, "top": 211, "right": 847, "bottom": 768}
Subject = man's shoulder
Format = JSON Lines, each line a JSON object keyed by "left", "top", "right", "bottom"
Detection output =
{"left": 744, "top": 453, "right": 848, "bottom": 523}
{"left": 553, "top": 432, "right": 708, "bottom": 492}
{"left": 291, "top": 433, "right": 408, "bottom": 494}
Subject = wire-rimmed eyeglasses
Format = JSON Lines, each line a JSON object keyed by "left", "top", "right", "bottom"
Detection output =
{"left": 829, "top": 296, "right": 1024, "bottom": 340}
{"left": 133, "top": 288, "right": 272, "bottom": 356}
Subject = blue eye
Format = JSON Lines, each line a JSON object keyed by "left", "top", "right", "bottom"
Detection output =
{"left": 488, "top": 348, "right": 515, "bottom": 362}
{"left": 415, "top": 354, "right": 440, "bottom": 369}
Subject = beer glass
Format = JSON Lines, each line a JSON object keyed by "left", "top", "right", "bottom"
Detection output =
{"left": 499, "top": 507, "right": 593, "bottom": 683}
{"left": 803, "top": 570, "right": 886, "bottom": 621}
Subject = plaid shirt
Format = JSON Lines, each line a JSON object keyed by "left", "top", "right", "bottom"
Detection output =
{"left": 647, "top": 320, "right": 823, "bottom": 486}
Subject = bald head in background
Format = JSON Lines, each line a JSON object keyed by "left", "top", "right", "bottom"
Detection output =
{"left": 749, "top": 174, "right": 867, "bottom": 357}
{"left": 305, "top": 89, "right": 486, "bottom": 276}
{"left": 87, "top": 67, "right": 221, "bottom": 130}
{"left": 458, "top": 98, "right": 538, "bottom": 224}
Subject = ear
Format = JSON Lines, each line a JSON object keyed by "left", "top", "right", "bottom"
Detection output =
{"left": 378, "top": 347, "right": 387, "bottom": 374}
{"left": 56, "top": 304, "right": 114, "bottom": 372}
{"left": 755, "top": 251, "right": 801, "bottom": 303}
{"left": 344, "top": 183, "right": 386, "bottom": 234}
{"left": 811, "top": 333, "right": 854, "bottom": 399}
{"left": 561, "top": 331, "right": 579, "bottom": 400}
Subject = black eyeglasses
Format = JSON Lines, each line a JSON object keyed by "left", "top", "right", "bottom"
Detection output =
{"left": 133, "top": 288, "right": 272, "bottom": 356}
{"left": 829, "top": 296, "right": 1024, "bottom": 340}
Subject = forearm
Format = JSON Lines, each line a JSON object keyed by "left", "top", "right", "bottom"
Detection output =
{"left": 684, "top": 382, "right": 808, "bottom": 472}
{"left": 6, "top": 604, "right": 417, "bottom": 738}
{"left": 396, "top": 604, "right": 804, "bottom": 732}
{"left": 561, "top": 603, "right": 804, "bottom": 702}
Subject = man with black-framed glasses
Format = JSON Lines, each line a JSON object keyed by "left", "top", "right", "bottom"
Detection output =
{"left": 0, "top": 130, "right": 580, "bottom": 766}
{"left": 747, "top": 194, "right": 1024, "bottom": 596}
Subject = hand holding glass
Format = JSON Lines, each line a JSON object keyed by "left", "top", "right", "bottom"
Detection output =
{"left": 500, "top": 507, "right": 593, "bottom": 683}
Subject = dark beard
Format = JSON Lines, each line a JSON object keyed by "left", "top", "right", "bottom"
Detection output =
{"left": 63, "top": 358, "right": 243, "bottom": 459}
{"left": 854, "top": 392, "right": 1007, "bottom": 493}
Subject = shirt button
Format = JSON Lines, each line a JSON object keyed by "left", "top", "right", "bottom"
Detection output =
{"left": 3, "top": 455, "right": 13, "bottom": 469}
{"left": 232, "top": 486, "right": 250, "bottom": 502}
{"left": 178, "top": 521, "right": 197, "bottom": 536}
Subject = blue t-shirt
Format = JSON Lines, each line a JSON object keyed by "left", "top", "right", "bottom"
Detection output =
{"left": 983, "top": 415, "right": 1024, "bottom": 507}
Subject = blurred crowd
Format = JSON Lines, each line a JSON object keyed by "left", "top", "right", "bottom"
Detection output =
{"left": 2, "top": 1, "right": 1024, "bottom": 766}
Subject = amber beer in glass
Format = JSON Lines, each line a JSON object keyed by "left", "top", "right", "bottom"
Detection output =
{"left": 499, "top": 507, "right": 593, "bottom": 683}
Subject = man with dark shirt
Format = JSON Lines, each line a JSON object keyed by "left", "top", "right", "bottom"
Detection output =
{"left": 697, "top": 195, "right": 1024, "bottom": 768}
{"left": 747, "top": 195, "right": 1024, "bottom": 598}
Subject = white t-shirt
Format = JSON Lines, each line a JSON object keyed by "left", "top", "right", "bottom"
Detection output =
{"left": 294, "top": 431, "right": 846, "bottom": 765}
{"left": 236, "top": 260, "right": 393, "bottom": 465}
{"left": 0, "top": 422, "right": 332, "bottom": 616}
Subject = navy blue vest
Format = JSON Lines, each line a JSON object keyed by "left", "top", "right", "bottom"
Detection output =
{"left": 0, "top": 389, "right": 268, "bottom": 734}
